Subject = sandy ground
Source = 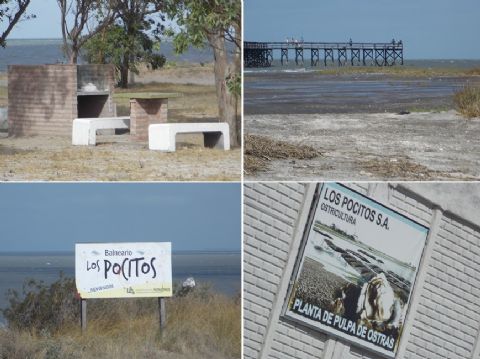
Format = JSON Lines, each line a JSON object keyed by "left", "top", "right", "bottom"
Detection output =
{"left": 0, "top": 133, "right": 239, "bottom": 181}
{"left": 245, "top": 110, "right": 480, "bottom": 181}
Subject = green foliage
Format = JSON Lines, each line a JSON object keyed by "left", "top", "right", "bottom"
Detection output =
{"left": 165, "top": 0, "right": 240, "bottom": 53}
{"left": 453, "top": 85, "right": 480, "bottom": 118}
{"left": 165, "top": 0, "right": 241, "bottom": 105}
{"left": 83, "top": 24, "right": 166, "bottom": 85}
{"left": 1, "top": 273, "right": 78, "bottom": 333}
{"left": 226, "top": 73, "right": 241, "bottom": 97}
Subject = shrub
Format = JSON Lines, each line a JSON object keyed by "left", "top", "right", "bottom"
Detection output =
{"left": 453, "top": 85, "right": 480, "bottom": 118}
{"left": 1, "top": 273, "right": 78, "bottom": 334}
{"left": 1, "top": 275, "right": 240, "bottom": 358}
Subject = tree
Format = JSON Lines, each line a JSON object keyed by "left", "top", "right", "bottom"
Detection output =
{"left": 0, "top": 0, "right": 34, "bottom": 47}
{"left": 57, "top": 0, "right": 116, "bottom": 63}
{"left": 84, "top": 24, "right": 166, "bottom": 88}
{"left": 84, "top": 0, "right": 166, "bottom": 88}
{"left": 165, "top": 0, "right": 241, "bottom": 146}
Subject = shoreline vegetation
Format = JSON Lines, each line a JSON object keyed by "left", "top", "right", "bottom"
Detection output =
{"left": 313, "top": 65, "right": 480, "bottom": 77}
{"left": 0, "top": 276, "right": 240, "bottom": 359}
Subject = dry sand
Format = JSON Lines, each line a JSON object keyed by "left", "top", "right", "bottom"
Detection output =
{"left": 245, "top": 110, "right": 480, "bottom": 181}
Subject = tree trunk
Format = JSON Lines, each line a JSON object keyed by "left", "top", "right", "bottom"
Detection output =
{"left": 119, "top": 53, "right": 130, "bottom": 88}
{"left": 69, "top": 46, "right": 79, "bottom": 64}
{"left": 207, "top": 31, "right": 239, "bottom": 148}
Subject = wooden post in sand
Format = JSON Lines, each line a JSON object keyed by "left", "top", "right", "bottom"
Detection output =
{"left": 158, "top": 297, "right": 166, "bottom": 330}
{"left": 80, "top": 299, "right": 87, "bottom": 333}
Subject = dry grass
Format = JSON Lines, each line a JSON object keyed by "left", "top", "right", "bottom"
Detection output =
{"left": 114, "top": 82, "right": 218, "bottom": 122}
{"left": 359, "top": 157, "right": 445, "bottom": 180}
{"left": 467, "top": 67, "right": 480, "bottom": 76}
{"left": 244, "top": 134, "right": 321, "bottom": 174}
{"left": 0, "top": 293, "right": 240, "bottom": 359}
{"left": 453, "top": 85, "right": 480, "bottom": 118}
{"left": 316, "top": 66, "right": 480, "bottom": 77}
{"left": 0, "top": 135, "right": 240, "bottom": 181}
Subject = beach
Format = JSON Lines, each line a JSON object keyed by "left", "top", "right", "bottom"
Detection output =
{"left": 245, "top": 110, "right": 480, "bottom": 180}
{"left": 244, "top": 65, "right": 480, "bottom": 180}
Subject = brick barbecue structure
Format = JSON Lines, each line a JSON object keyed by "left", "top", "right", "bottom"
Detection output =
{"left": 8, "top": 64, "right": 115, "bottom": 136}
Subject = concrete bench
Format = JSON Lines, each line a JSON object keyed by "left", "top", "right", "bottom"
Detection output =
{"left": 148, "top": 122, "right": 230, "bottom": 152}
{"left": 72, "top": 117, "right": 130, "bottom": 146}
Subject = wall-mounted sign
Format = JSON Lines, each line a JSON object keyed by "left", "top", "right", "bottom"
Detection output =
{"left": 75, "top": 242, "right": 172, "bottom": 299}
{"left": 285, "top": 183, "right": 429, "bottom": 358}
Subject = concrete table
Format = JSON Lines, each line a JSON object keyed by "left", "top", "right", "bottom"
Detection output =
{"left": 116, "top": 92, "right": 181, "bottom": 141}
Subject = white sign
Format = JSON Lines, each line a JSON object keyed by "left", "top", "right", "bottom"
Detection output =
{"left": 75, "top": 242, "right": 172, "bottom": 299}
{"left": 285, "top": 183, "right": 429, "bottom": 358}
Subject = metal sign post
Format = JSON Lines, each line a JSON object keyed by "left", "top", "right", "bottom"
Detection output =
{"left": 158, "top": 297, "right": 166, "bottom": 331}
{"left": 80, "top": 298, "right": 87, "bottom": 332}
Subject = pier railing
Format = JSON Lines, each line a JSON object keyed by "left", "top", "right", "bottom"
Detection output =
{"left": 244, "top": 41, "right": 404, "bottom": 67}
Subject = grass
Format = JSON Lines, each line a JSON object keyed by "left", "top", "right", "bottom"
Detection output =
{"left": 0, "top": 277, "right": 240, "bottom": 359}
{"left": 114, "top": 82, "right": 218, "bottom": 121}
{"left": 453, "top": 85, "right": 480, "bottom": 118}
{"left": 244, "top": 134, "right": 321, "bottom": 174}
{"left": 315, "top": 66, "right": 480, "bottom": 77}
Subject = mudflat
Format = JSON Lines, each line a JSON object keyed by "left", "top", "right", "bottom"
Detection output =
{"left": 245, "top": 111, "right": 480, "bottom": 181}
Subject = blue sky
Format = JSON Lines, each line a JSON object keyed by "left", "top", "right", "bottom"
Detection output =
{"left": 8, "top": 0, "right": 176, "bottom": 40}
{"left": 8, "top": 0, "right": 63, "bottom": 39}
{"left": 0, "top": 183, "right": 241, "bottom": 252}
{"left": 244, "top": 0, "right": 480, "bottom": 59}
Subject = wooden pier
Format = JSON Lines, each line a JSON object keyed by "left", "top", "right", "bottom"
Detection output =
{"left": 244, "top": 41, "right": 404, "bottom": 67}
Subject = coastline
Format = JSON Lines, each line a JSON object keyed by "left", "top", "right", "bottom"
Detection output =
{"left": 245, "top": 111, "right": 480, "bottom": 181}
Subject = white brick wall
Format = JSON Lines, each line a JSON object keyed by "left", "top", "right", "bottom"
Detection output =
{"left": 244, "top": 182, "right": 308, "bottom": 359}
{"left": 244, "top": 182, "right": 480, "bottom": 359}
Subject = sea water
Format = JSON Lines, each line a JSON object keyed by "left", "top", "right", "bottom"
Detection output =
{"left": 0, "top": 38, "right": 221, "bottom": 72}
{"left": 0, "top": 251, "right": 241, "bottom": 325}
{"left": 244, "top": 59, "right": 480, "bottom": 115}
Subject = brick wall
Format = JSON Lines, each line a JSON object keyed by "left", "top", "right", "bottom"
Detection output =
{"left": 129, "top": 98, "right": 168, "bottom": 141}
{"left": 8, "top": 65, "right": 77, "bottom": 136}
{"left": 77, "top": 64, "right": 114, "bottom": 92}
{"left": 244, "top": 182, "right": 480, "bottom": 359}
{"left": 77, "top": 65, "right": 115, "bottom": 119}
{"left": 8, "top": 64, "right": 115, "bottom": 136}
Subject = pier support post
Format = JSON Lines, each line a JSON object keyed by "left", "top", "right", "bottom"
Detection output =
{"left": 295, "top": 48, "right": 304, "bottom": 65}
{"left": 374, "top": 48, "right": 385, "bottom": 66}
{"left": 281, "top": 48, "right": 288, "bottom": 65}
{"left": 351, "top": 48, "right": 360, "bottom": 66}
{"left": 337, "top": 48, "right": 347, "bottom": 66}
{"left": 324, "top": 48, "right": 334, "bottom": 66}
{"left": 311, "top": 49, "right": 319, "bottom": 66}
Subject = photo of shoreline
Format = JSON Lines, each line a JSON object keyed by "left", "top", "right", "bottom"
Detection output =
{"left": 285, "top": 183, "right": 428, "bottom": 357}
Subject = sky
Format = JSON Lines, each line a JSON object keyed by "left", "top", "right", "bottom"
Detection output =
{"left": 8, "top": 0, "right": 63, "bottom": 39}
{"left": 313, "top": 183, "right": 427, "bottom": 267}
{"left": 244, "top": 0, "right": 480, "bottom": 59}
{"left": 7, "top": 0, "right": 176, "bottom": 40}
{"left": 0, "top": 183, "right": 241, "bottom": 252}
